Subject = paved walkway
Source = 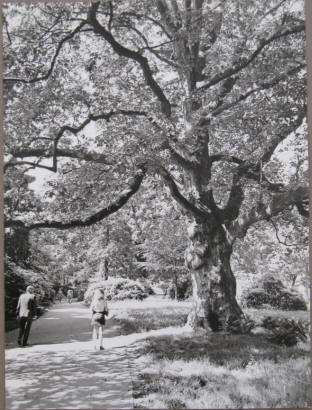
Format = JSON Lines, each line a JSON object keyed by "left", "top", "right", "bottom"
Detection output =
{"left": 5, "top": 302, "right": 137, "bottom": 409}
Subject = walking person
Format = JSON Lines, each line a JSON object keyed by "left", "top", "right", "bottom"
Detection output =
{"left": 67, "top": 289, "right": 73, "bottom": 303}
{"left": 56, "top": 289, "right": 64, "bottom": 303}
{"left": 90, "top": 288, "right": 109, "bottom": 350}
{"left": 16, "top": 285, "right": 37, "bottom": 347}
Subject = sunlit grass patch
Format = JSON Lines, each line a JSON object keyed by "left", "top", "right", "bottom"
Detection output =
{"left": 111, "top": 296, "right": 191, "bottom": 334}
{"left": 133, "top": 354, "right": 311, "bottom": 409}
{"left": 115, "top": 308, "right": 189, "bottom": 334}
{"left": 135, "top": 332, "right": 310, "bottom": 365}
{"left": 112, "top": 298, "right": 310, "bottom": 407}
{"left": 132, "top": 332, "right": 311, "bottom": 409}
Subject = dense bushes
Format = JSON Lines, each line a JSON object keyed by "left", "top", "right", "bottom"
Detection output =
{"left": 84, "top": 277, "right": 150, "bottom": 305}
{"left": 5, "top": 259, "right": 55, "bottom": 320}
{"left": 242, "top": 274, "right": 307, "bottom": 311}
{"left": 262, "top": 316, "right": 308, "bottom": 347}
{"left": 159, "top": 275, "right": 192, "bottom": 300}
{"left": 168, "top": 276, "right": 192, "bottom": 300}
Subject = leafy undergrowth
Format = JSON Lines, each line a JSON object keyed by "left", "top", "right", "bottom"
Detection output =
{"left": 132, "top": 332, "right": 311, "bottom": 409}
{"left": 245, "top": 307, "right": 310, "bottom": 324}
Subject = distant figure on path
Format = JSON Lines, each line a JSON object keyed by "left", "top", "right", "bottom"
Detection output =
{"left": 67, "top": 289, "right": 74, "bottom": 303}
{"left": 16, "top": 285, "right": 37, "bottom": 347}
{"left": 55, "top": 290, "right": 63, "bottom": 303}
{"left": 49, "top": 288, "right": 56, "bottom": 303}
{"left": 90, "top": 288, "right": 109, "bottom": 350}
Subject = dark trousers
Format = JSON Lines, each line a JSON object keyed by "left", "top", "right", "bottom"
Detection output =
{"left": 18, "top": 317, "right": 32, "bottom": 346}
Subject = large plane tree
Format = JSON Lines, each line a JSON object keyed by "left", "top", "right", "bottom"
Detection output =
{"left": 4, "top": 0, "right": 308, "bottom": 331}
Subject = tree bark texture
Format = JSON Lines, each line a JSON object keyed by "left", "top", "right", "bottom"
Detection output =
{"left": 185, "top": 218, "right": 245, "bottom": 332}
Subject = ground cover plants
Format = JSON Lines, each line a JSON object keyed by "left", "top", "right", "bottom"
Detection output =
{"left": 111, "top": 296, "right": 310, "bottom": 409}
{"left": 132, "top": 346, "right": 310, "bottom": 408}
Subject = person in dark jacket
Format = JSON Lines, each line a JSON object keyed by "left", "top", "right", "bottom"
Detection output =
{"left": 16, "top": 285, "right": 37, "bottom": 347}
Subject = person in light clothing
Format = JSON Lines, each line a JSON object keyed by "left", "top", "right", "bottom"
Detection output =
{"left": 16, "top": 285, "right": 37, "bottom": 347}
{"left": 90, "top": 288, "right": 109, "bottom": 350}
{"left": 67, "top": 289, "right": 73, "bottom": 303}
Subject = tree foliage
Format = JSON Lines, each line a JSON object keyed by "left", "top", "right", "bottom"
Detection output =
{"left": 4, "top": 0, "right": 308, "bottom": 330}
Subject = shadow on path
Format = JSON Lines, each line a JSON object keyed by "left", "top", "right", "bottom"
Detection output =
{"left": 5, "top": 302, "right": 134, "bottom": 409}
{"left": 6, "top": 347, "right": 134, "bottom": 409}
{"left": 5, "top": 301, "right": 193, "bottom": 409}
{"left": 6, "top": 302, "right": 121, "bottom": 348}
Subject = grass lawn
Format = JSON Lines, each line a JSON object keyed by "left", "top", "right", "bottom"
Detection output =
{"left": 110, "top": 296, "right": 191, "bottom": 334}
{"left": 111, "top": 296, "right": 311, "bottom": 409}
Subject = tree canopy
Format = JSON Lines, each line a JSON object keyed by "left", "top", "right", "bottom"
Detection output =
{"left": 4, "top": 0, "right": 308, "bottom": 331}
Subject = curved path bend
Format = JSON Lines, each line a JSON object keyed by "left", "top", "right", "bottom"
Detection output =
{"left": 5, "top": 302, "right": 138, "bottom": 409}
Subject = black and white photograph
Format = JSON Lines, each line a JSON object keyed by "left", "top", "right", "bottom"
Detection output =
{"left": 3, "top": 0, "right": 310, "bottom": 408}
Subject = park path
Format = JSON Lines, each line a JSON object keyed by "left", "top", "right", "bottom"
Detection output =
{"left": 5, "top": 301, "right": 139, "bottom": 409}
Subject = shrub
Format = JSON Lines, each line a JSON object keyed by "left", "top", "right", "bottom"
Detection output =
{"left": 5, "top": 259, "right": 54, "bottom": 320}
{"left": 84, "top": 277, "right": 149, "bottom": 305}
{"left": 225, "top": 314, "right": 255, "bottom": 334}
{"left": 140, "top": 280, "right": 155, "bottom": 295}
{"left": 262, "top": 316, "right": 308, "bottom": 347}
{"left": 76, "top": 288, "right": 87, "bottom": 302}
{"left": 242, "top": 274, "right": 307, "bottom": 311}
{"left": 167, "top": 276, "right": 192, "bottom": 300}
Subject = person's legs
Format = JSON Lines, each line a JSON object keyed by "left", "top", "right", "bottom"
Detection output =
{"left": 17, "top": 317, "right": 27, "bottom": 345}
{"left": 99, "top": 326, "right": 103, "bottom": 349}
{"left": 92, "top": 325, "right": 98, "bottom": 349}
{"left": 22, "top": 318, "right": 32, "bottom": 346}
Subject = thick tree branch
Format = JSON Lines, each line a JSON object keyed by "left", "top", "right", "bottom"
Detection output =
{"left": 6, "top": 109, "right": 150, "bottom": 172}
{"left": 230, "top": 185, "right": 309, "bottom": 238}
{"left": 88, "top": 2, "right": 171, "bottom": 117}
{"left": 161, "top": 138, "right": 196, "bottom": 170}
{"left": 223, "top": 105, "right": 306, "bottom": 191}
{"left": 269, "top": 186, "right": 309, "bottom": 216}
{"left": 4, "top": 22, "right": 86, "bottom": 84}
{"left": 221, "top": 176, "right": 245, "bottom": 222}
{"left": 3, "top": 15, "right": 12, "bottom": 45}
{"left": 260, "top": 106, "right": 306, "bottom": 165}
{"left": 4, "top": 148, "right": 115, "bottom": 172}
{"left": 296, "top": 202, "right": 309, "bottom": 218}
{"left": 157, "top": 166, "right": 207, "bottom": 217}
{"left": 211, "top": 103, "right": 306, "bottom": 194}
{"left": 214, "top": 76, "right": 239, "bottom": 110}
{"left": 199, "top": 23, "right": 305, "bottom": 91}
{"left": 5, "top": 166, "right": 147, "bottom": 230}
{"left": 236, "top": 163, "right": 285, "bottom": 193}
{"left": 54, "top": 109, "right": 147, "bottom": 144}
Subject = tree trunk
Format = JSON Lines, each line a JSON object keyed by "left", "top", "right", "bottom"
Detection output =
{"left": 104, "top": 226, "right": 109, "bottom": 280}
{"left": 173, "top": 273, "right": 178, "bottom": 300}
{"left": 185, "top": 218, "right": 246, "bottom": 332}
{"left": 104, "top": 259, "right": 109, "bottom": 280}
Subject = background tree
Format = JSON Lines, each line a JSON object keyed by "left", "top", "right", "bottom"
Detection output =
{"left": 4, "top": 0, "right": 308, "bottom": 332}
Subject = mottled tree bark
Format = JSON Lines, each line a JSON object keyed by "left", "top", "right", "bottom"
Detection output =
{"left": 185, "top": 218, "right": 244, "bottom": 331}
